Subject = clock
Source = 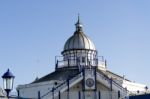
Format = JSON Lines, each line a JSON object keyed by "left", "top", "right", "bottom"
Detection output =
{"left": 83, "top": 68, "right": 96, "bottom": 90}
{"left": 86, "top": 78, "right": 94, "bottom": 87}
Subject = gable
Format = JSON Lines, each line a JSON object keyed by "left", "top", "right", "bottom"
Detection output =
{"left": 67, "top": 79, "right": 110, "bottom": 92}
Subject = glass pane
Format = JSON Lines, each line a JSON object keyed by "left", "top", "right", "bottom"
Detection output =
{"left": 3, "top": 78, "right": 13, "bottom": 90}
{"left": 3, "top": 79, "right": 6, "bottom": 89}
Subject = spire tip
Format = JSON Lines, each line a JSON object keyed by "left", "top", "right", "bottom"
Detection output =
{"left": 75, "top": 14, "right": 83, "bottom": 31}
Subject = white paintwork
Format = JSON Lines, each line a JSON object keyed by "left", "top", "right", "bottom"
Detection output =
{"left": 17, "top": 80, "right": 61, "bottom": 98}
{"left": 123, "top": 80, "right": 147, "bottom": 93}
{"left": 98, "top": 61, "right": 107, "bottom": 70}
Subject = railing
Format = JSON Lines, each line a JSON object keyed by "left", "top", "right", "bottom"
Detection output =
{"left": 129, "top": 90, "right": 150, "bottom": 96}
{"left": 34, "top": 91, "right": 122, "bottom": 99}
{"left": 54, "top": 72, "right": 83, "bottom": 92}
{"left": 40, "top": 70, "right": 128, "bottom": 99}
{"left": 3, "top": 91, "right": 123, "bottom": 99}
{"left": 96, "top": 71, "right": 129, "bottom": 97}
{"left": 55, "top": 56, "right": 105, "bottom": 69}
{"left": 40, "top": 71, "right": 83, "bottom": 99}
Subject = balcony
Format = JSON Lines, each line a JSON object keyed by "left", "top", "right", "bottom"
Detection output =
{"left": 55, "top": 56, "right": 106, "bottom": 70}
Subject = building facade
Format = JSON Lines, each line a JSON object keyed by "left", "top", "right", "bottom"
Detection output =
{"left": 0, "top": 87, "right": 5, "bottom": 99}
{"left": 17, "top": 16, "right": 149, "bottom": 99}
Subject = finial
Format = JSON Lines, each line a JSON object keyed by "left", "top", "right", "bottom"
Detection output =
{"left": 75, "top": 14, "right": 83, "bottom": 32}
{"left": 77, "top": 13, "right": 80, "bottom": 23}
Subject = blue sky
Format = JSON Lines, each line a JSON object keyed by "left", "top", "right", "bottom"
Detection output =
{"left": 0, "top": 0, "right": 150, "bottom": 91}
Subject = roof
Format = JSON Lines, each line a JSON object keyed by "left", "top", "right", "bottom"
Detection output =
{"left": 63, "top": 31, "right": 96, "bottom": 51}
{"left": 103, "top": 69, "right": 130, "bottom": 82}
{"left": 32, "top": 68, "right": 80, "bottom": 83}
{"left": 32, "top": 67, "right": 125, "bottom": 84}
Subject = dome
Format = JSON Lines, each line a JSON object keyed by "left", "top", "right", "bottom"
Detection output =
{"left": 63, "top": 16, "right": 96, "bottom": 51}
{"left": 64, "top": 31, "right": 96, "bottom": 51}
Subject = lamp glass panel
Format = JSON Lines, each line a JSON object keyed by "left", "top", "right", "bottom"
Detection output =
{"left": 3, "top": 78, "right": 14, "bottom": 90}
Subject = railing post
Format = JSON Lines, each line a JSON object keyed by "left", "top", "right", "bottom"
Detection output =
{"left": 99, "top": 91, "right": 101, "bottom": 99}
{"left": 94, "top": 67, "right": 97, "bottom": 91}
{"left": 59, "top": 91, "right": 61, "bottom": 99}
{"left": 82, "top": 69, "right": 85, "bottom": 91}
{"left": 78, "top": 91, "right": 81, "bottom": 99}
{"left": 67, "top": 79, "right": 70, "bottom": 99}
{"left": 55, "top": 60, "right": 58, "bottom": 70}
{"left": 17, "top": 90, "right": 20, "bottom": 98}
{"left": 38, "top": 91, "right": 41, "bottom": 99}
{"left": 118, "top": 90, "right": 120, "bottom": 99}
{"left": 110, "top": 78, "right": 112, "bottom": 91}
{"left": 110, "top": 78, "right": 113, "bottom": 99}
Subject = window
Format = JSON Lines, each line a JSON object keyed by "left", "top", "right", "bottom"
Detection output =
{"left": 82, "top": 57, "right": 85, "bottom": 63}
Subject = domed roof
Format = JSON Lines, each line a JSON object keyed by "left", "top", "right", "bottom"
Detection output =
{"left": 63, "top": 16, "right": 96, "bottom": 51}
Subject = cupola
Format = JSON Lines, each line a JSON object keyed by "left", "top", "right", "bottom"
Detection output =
{"left": 59, "top": 15, "right": 98, "bottom": 69}
{"left": 62, "top": 15, "right": 96, "bottom": 52}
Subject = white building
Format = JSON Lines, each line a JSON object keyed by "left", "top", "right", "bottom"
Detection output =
{"left": 17, "top": 16, "right": 149, "bottom": 99}
{"left": 0, "top": 87, "right": 5, "bottom": 99}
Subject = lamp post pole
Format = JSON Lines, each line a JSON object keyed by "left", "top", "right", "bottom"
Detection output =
{"left": 5, "top": 89, "right": 11, "bottom": 98}
{"left": 2, "top": 69, "right": 15, "bottom": 99}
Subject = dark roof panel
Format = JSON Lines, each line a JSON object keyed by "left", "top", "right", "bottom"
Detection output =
{"left": 32, "top": 68, "right": 79, "bottom": 83}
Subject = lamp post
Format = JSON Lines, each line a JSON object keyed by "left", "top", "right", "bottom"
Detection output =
{"left": 2, "top": 69, "right": 15, "bottom": 98}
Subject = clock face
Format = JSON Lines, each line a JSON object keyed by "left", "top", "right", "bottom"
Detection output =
{"left": 86, "top": 78, "right": 94, "bottom": 87}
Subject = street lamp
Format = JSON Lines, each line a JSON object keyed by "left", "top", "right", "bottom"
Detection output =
{"left": 2, "top": 69, "right": 15, "bottom": 98}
